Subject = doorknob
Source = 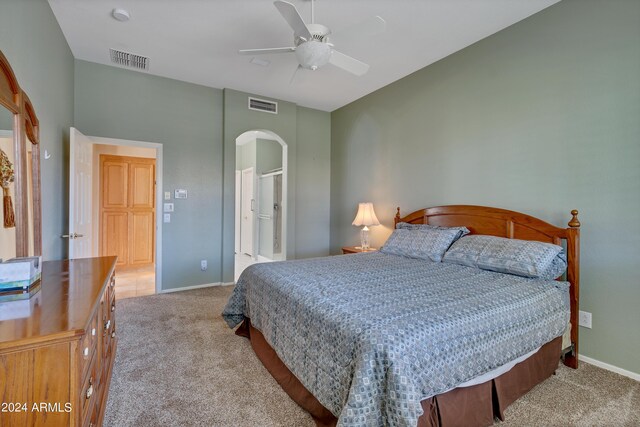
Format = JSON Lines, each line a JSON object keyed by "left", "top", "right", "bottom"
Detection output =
{"left": 61, "top": 232, "right": 85, "bottom": 239}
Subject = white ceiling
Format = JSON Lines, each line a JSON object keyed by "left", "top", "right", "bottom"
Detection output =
{"left": 48, "top": 0, "right": 559, "bottom": 112}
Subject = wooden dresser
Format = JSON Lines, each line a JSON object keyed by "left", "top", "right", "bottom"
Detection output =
{"left": 0, "top": 257, "right": 118, "bottom": 427}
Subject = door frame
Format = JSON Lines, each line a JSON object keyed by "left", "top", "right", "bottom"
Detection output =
{"left": 235, "top": 170, "right": 241, "bottom": 254}
{"left": 240, "top": 167, "right": 255, "bottom": 257}
{"left": 86, "top": 135, "right": 163, "bottom": 294}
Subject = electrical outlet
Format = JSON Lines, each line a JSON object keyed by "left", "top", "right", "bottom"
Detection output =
{"left": 200, "top": 260, "right": 207, "bottom": 271}
{"left": 164, "top": 191, "right": 171, "bottom": 200}
{"left": 579, "top": 310, "right": 592, "bottom": 329}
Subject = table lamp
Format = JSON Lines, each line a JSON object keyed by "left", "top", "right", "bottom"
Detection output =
{"left": 352, "top": 202, "right": 380, "bottom": 251}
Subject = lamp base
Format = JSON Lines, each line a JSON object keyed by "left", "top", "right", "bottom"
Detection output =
{"left": 360, "top": 226, "right": 370, "bottom": 251}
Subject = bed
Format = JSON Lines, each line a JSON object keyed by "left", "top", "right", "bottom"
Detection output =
{"left": 223, "top": 205, "right": 581, "bottom": 427}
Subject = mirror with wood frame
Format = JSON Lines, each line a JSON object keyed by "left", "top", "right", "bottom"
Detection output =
{"left": 0, "top": 50, "right": 42, "bottom": 259}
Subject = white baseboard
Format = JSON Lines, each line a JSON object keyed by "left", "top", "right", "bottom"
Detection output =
{"left": 579, "top": 355, "right": 640, "bottom": 381}
{"left": 160, "top": 282, "right": 234, "bottom": 294}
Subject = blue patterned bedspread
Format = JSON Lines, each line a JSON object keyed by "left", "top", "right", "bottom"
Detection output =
{"left": 223, "top": 252, "right": 569, "bottom": 427}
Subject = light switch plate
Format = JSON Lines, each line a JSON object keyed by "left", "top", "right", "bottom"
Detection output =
{"left": 163, "top": 213, "right": 171, "bottom": 223}
{"left": 175, "top": 189, "right": 188, "bottom": 199}
{"left": 163, "top": 203, "right": 174, "bottom": 212}
{"left": 164, "top": 191, "right": 171, "bottom": 200}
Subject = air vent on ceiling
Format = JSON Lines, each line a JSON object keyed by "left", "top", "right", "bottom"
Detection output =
{"left": 248, "top": 97, "right": 278, "bottom": 114}
{"left": 109, "top": 48, "right": 150, "bottom": 71}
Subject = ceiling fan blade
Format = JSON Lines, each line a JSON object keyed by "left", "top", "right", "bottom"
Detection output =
{"left": 329, "top": 50, "right": 370, "bottom": 76}
{"left": 239, "top": 47, "right": 296, "bottom": 55}
{"left": 331, "top": 16, "right": 386, "bottom": 45}
{"left": 274, "top": 1, "right": 312, "bottom": 40}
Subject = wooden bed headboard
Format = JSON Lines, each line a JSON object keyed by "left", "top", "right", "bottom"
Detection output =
{"left": 395, "top": 205, "right": 581, "bottom": 369}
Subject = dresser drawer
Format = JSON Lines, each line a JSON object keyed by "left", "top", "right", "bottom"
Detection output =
{"left": 79, "top": 310, "right": 100, "bottom": 379}
{"left": 101, "top": 295, "right": 115, "bottom": 359}
{"left": 80, "top": 350, "right": 99, "bottom": 422}
{"left": 107, "top": 272, "right": 116, "bottom": 301}
{"left": 83, "top": 400, "right": 99, "bottom": 427}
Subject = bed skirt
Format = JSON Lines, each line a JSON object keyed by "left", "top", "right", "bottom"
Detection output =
{"left": 236, "top": 319, "right": 561, "bottom": 427}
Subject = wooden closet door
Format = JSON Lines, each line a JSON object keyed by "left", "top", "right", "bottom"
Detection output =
{"left": 100, "top": 155, "right": 155, "bottom": 268}
{"left": 129, "top": 161, "right": 155, "bottom": 209}
{"left": 101, "top": 160, "right": 128, "bottom": 209}
{"left": 129, "top": 212, "right": 154, "bottom": 265}
{"left": 128, "top": 160, "right": 155, "bottom": 265}
{"left": 102, "top": 211, "right": 128, "bottom": 266}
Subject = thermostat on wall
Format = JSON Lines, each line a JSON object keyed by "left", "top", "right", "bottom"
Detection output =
{"left": 175, "top": 189, "right": 188, "bottom": 199}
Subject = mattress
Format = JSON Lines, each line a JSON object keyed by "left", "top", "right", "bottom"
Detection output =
{"left": 223, "top": 252, "right": 570, "bottom": 427}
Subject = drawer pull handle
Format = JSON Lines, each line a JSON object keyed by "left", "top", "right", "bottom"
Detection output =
{"left": 111, "top": 330, "right": 116, "bottom": 338}
{"left": 83, "top": 347, "right": 89, "bottom": 357}
{"left": 86, "top": 378, "right": 93, "bottom": 399}
{"left": 104, "top": 319, "right": 111, "bottom": 331}
{"left": 111, "top": 303, "right": 115, "bottom": 312}
{"left": 91, "top": 327, "right": 96, "bottom": 336}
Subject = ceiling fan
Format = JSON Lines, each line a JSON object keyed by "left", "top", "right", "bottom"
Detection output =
{"left": 239, "top": 0, "right": 385, "bottom": 80}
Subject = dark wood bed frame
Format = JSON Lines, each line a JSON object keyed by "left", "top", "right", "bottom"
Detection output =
{"left": 394, "top": 205, "right": 581, "bottom": 368}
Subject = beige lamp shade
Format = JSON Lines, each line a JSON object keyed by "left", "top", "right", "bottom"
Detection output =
{"left": 352, "top": 202, "right": 380, "bottom": 227}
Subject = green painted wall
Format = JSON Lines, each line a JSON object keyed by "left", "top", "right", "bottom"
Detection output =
{"left": 236, "top": 140, "right": 257, "bottom": 171}
{"left": 296, "top": 107, "right": 331, "bottom": 259}
{"left": 74, "top": 60, "right": 224, "bottom": 291}
{"left": 330, "top": 0, "right": 640, "bottom": 373}
{"left": 257, "top": 139, "right": 283, "bottom": 174}
{"left": 236, "top": 138, "right": 282, "bottom": 173}
{"left": 0, "top": 0, "right": 75, "bottom": 260}
{"left": 0, "top": 113, "right": 11, "bottom": 131}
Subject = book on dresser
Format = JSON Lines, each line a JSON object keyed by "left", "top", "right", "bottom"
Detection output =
{"left": 0, "top": 256, "right": 118, "bottom": 427}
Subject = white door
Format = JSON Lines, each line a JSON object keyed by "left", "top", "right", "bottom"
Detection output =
{"left": 235, "top": 170, "right": 241, "bottom": 254}
{"left": 241, "top": 167, "right": 254, "bottom": 257}
{"left": 68, "top": 127, "right": 94, "bottom": 258}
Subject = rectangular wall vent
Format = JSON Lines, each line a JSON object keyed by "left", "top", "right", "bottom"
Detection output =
{"left": 248, "top": 97, "right": 278, "bottom": 114}
{"left": 109, "top": 48, "right": 150, "bottom": 71}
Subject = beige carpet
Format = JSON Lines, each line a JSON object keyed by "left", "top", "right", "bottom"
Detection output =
{"left": 105, "top": 286, "right": 640, "bottom": 427}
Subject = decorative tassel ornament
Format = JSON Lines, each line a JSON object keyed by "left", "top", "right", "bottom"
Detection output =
{"left": 3, "top": 186, "right": 14, "bottom": 228}
{"left": 1, "top": 148, "right": 16, "bottom": 228}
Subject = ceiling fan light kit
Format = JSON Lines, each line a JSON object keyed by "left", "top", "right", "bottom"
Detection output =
{"left": 239, "top": 0, "right": 386, "bottom": 80}
{"left": 295, "top": 40, "right": 331, "bottom": 71}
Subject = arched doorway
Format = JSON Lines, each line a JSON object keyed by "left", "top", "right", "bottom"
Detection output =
{"left": 234, "top": 130, "right": 288, "bottom": 281}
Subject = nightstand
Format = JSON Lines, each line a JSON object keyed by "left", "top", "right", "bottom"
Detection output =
{"left": 341, "top": 246, "right": 378, "bottom": 254}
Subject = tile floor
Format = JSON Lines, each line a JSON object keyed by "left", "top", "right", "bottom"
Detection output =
{"left": 114, "top": 265, "right": 155, "bottom": 300}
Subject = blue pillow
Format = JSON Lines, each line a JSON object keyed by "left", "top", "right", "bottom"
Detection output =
{"left": 538, "top": 251, "right": 567, "bottom": 279}
{"left": 442, "top": 235, "right": 563, "bottom": 278}
{"left": 396, "top": 222, "right": 470, "bottom": 241}
{"left": 381, "top": 228, "right": 462, "bottom": 262}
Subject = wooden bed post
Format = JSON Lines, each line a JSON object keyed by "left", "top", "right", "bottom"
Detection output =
{"left": 394, "top": 207, "right": 401, "bottom": 227}
{"left": 564, "top": 210, "right": 581, "bottom": 369}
